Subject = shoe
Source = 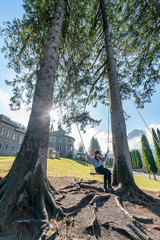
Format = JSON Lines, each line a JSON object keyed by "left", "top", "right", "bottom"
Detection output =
{"left": 104, "top": 186, "right": 108, "bottom": 193}
{"left": 108, "top": 185, "right": 114, "bottom": 192}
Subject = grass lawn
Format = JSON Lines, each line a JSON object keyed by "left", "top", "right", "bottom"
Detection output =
{"left": 0, "top": 156, "right": 160, "bottom": 192}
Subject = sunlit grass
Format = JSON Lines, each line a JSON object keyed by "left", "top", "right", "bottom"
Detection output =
{"left": 47, "top": 158, "right": 104, "bottom": 181}
{"left": 0, "top": 156, "right": 15, "bottom": 177}
{"left": 134, "top": 175, "right": 160, "bottom": 192}
{"left": 0, "top": 156, "right": 159, "bottom": 192}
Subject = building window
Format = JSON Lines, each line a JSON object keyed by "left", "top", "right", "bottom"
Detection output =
{"left": 58, "top": 146, "right": 61, "bottom": 151}
{"left": 13, "top": 134, "right": 16, "bottom": 141}
{"left": 69, "top": 144, "right": 73, "bottom": 151}
{"left": 5, "top": 144, "right": 9, "bottom": 151}
{"left": 7, "top": 130, "right": 12, "bottom": 139}
{"left": 0, "top": 143, "right": 2, "bottom": 149}
{"left": 11, "top": 146, "right": 14, "bottom": 151}
{"left": 19, "top": 135, "right": 23, "bottom": 144}
{"left": 1, "top": 128, "right": 6, "bottom": 137}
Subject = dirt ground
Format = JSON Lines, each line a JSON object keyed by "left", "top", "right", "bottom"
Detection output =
{"left": 0, "top": 177, "right": 160, "bottom": 240}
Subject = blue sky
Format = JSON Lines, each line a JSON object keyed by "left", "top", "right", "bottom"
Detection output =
{"left": 0, "top": 0, "right": 160, "bottom": 152}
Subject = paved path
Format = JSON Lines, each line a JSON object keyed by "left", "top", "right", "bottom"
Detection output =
{"left": 133, "top": 171, "right": 160, "bottom": 181}
{"left": 108, "top": 167, "right": 160, "bottom": 181}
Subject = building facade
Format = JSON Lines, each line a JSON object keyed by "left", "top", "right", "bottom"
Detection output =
{"left": 0, "top": 115, "right": 25, "bottom": 156}
{"left": 48, "top": 129, "right": 75, "bottom": 158}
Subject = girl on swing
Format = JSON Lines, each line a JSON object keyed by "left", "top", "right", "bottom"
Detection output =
{"left": 85, "top": 150, "right": 114, "bottom": 193}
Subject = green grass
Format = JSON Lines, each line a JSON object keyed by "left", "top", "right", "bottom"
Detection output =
{"left": 134, "top": 176, "right": 160, "bottom": 192}
{"left": 0, "top": 156, "right": 160, "bottom": 192}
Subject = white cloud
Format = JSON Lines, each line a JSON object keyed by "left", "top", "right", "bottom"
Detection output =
{"left": 71, "top": 123, "right": 160, "bottom": 156}
{"left": 128, "top": 123, "right": 160, "bottom": 152}
{"left": 71, "top": 125, "right": 112, "bottom": 154}
{"left": 128, "top": 136, "right": 142, "bottom": 151}
{"left": 0, "top": 89, "right": 10, "bottom": 106}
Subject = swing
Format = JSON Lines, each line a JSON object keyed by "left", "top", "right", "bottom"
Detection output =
{"left": 74, "top": 104, "right": 110, "bottom": 175}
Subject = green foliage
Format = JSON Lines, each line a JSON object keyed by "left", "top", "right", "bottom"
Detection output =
{"left": 157, "top": 128, "right": 160, "bottom": 143}
{"left": 141, "top": 135, "right": 157, "bottom": 174}
{"left": 1, "top": 0, "right": 160, "bottom": 130}
{"left": 130, "top": 151, "right": 136, "bottom": 169}
{"left": 1, "top": 0, "right": 102, "bottom": 130}
{"left": 106, "top": 157, "right": 113, "bottom": 167}
{"left": 130, "top": 150, "right": 142, "bottom": 169}
{"left": 77, "top": 143, "right": 84, "bottom": 153}
{"left": 89, "top": 136, "right": 101, "bottom": 156}
{"left": 134, "top": 150, "right": 143, "bottom": 169}
{"left": 152, "top": 128, "right": 160, "bottom": 170}
{"left": 111, "top": 0, "right": 160, "bottom": 107}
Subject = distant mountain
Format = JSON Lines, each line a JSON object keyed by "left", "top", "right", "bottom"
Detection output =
{"left": 128, "top": 129, "right": 145, "bottom": 140}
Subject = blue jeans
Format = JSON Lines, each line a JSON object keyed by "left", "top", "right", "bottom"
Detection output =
{"left": 95, "top": 165, "right": 111, "bottom": 188}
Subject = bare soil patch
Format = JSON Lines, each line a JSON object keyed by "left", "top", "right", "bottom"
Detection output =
{"left": 0, "top": 177, "right": 160, "bottom": 240}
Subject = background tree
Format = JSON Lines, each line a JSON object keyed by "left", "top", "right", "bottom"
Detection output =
{"left": 130, "top": 150, "right": 143, "bottom": 170}
{"left": 141, "top": 134, "right": 157, "bottom": 180}
{"left": 77, "top": 143, "right": 84, "bottom": 153}
{"left": 134, "top": 150, "right": 143, "bottom": 169}
{"left": 130, "top": 151, "right": 136, "bottom": 169}
{"left": 152, "top": 128, "right": 160, "bottom": 170}
{"left": 157, "top": 128, "right": 160, "bottom": 143}
{"left": 89, "top": 136, "right": 101, "bottom": 156}
{"left": 105, "top": 157, "right": 113, "bottom": 168}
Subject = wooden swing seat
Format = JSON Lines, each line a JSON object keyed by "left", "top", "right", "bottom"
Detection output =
{"left": 90, "top": 172, "right": 102, "bottom": 175}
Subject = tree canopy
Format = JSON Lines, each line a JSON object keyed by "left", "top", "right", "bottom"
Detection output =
{"left": 1, "top": 0, "right": 160, "bottom": 131}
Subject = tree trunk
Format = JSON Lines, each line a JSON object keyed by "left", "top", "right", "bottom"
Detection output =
{"left": 99, "top": 0, "right": 137, "bottom": 193}
{"left": 0, "top": 0, "right": 65, "bottom": 230}
{"left": 153, "top": 174, "right": 157, "bottom": 180}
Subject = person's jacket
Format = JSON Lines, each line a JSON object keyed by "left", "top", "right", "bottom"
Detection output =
{"left": 86, "top": 153, "right": 108, "bottom": 168}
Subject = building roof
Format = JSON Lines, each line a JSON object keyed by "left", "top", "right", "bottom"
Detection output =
{"left": 0, "top": 114, "right": 26, "bottom": 134}
{"left": 50, "top": 129, "right": 75, "bottom": 141}
{"left": 0, "top": 114, "right": 19, "bottom": 128}
{"left": 15, "top": 128, "right": 26, "bottom": 134}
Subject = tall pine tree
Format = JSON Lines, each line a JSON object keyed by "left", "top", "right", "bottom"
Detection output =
{"left": 141, "top": 135, "right": 157, "bottom": 180}
{"left": 134, "top": 150, "right": 143, "bottom": 169}
{"left": 89, "top": 136, "right": 101, "bottom": 156}
{"left": 157, "top": 128, "right": 160, "bottom": 143}
{"left": 152, "top": 128, "right": 160, "bottom": 170}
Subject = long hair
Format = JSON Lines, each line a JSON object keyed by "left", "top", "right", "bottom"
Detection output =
{"left": 94, "top": 150, "right": 102, "bottom": 162}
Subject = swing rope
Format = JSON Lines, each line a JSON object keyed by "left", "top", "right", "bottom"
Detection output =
{"left": 71, "top": 102, "right": 110, "bottom": 174}
{"left": 121, "top": 82, "right": 160, "bottom": 148}
{"left": 107, "top": 104, "right": 110, "bottom": 152}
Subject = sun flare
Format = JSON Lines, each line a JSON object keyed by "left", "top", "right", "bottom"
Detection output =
{"left": 49, "top": 110, "right": 54, "bottom": 118}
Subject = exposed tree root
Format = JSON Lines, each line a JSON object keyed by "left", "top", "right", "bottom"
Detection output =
{"left": 77, "top": 182, "right": 104, "bottom": 193}
{"left": 133, "top": 216, "right": 153, "bottom": 224}
{"left": 120, "top": 183, "right": 160, "bottom": 204}
{"left": 1, "top": 176, "right": 160, "bottom": 239}
{"left": 84, "top": 207, "right": 101, "bottom": 239}
{"left": 0, "top": 166, "right": 66, "bottom": 239}
{"left": 62, "top": 193, "right": 95, "bottom": 213}
{"left": 111, "top": 226, "right": 136, "bottom": 240}
{"left": 89, "top": 194, "right": 110, "bottom": 206}
{"left": 115, "top": 196, "right": 155, "bottom": 240}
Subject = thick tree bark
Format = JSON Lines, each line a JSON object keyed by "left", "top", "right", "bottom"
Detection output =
{"left": 0, "top": 0, "right": 65, "bottom": 227}
{"left": 99, "top": 0, "right": 136, "bottom": 191}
